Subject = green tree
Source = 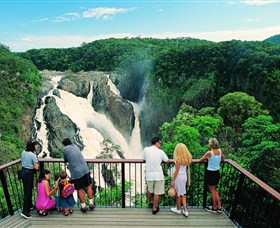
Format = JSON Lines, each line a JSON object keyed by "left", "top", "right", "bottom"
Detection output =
{"left": 159, "top": 104, "right": 222, "bottom": 158}
{"left": 238, "top": 115, "right": 280, "bottom": 191}
{"left": 218, "top": 92, "right": 268, "bottom": 150}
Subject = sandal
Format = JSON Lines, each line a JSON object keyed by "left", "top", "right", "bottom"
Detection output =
{"left": 38, "top": 210, "right": 48, "bottom": 216}
{"left": 64, "top": 211, "right": 69, "bottom": 216}
{"left": 152, "top": 207, "right": 160, "bottom": 215}
{"left": 89, "top": 204, "right": 95, "bottom": 211}
{"left": 57, "top": 208, "right": 63, "bottom": 212}
{"left": 69, "top": 209, "right": 73, "bottom": 214}
{"left": 80, "top": 206, "right": 88, "bottom": 212}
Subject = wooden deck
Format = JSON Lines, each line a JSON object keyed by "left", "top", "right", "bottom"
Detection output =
{"left": 0, "top": 208, "right": 237, "bottom": 228}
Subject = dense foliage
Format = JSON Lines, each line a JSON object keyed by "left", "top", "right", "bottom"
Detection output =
{"left": 265, "top": 34, "right": 280, "bottom": 44}
{"left": 159, "top": 93, "right": 279, "bottom": 192}
{"left": 18, "top": 38, "right": 280, "bottom": 120}
{"left": 0, "top": 44, "right": 41, "bottom": 164}
{"left": 1, "top": 36, "right": 280, "bottom": 191}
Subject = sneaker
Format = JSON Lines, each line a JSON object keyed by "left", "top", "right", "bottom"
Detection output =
{"left": 182, "top": 210, "right": 189, "bottom": 217}
{"left": 21, "top": 212, "right": 32, "bottom": 219}
{"left": 217, "top": 208, "right": 223, "bottom": 213}
{"left": 170, "top": 207, "right": 181, "bottom": 215}
{"left": 89, "top": 204, "right": 95, "bottom": 211}
{"left": 205, "top": 206, "right": 217, "bottom": 213}
{"left": 80, "top": 206, "right": 88, "bottom": 212}
{"left": 30, "top": 204, "right": 36, "bottom": 210}
{"left": 152, "top": 207, "right": 160, "bottom": 215}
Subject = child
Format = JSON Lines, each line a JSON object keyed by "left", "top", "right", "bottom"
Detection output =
{"left": 54, "top": 172, "right": 63, "bottom": 212}
{"left": 58, "top": 172, "right": 76, "bottom": 216}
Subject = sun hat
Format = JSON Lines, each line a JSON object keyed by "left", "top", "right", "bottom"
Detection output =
{"left": 167, "top": 185, "right": 177, "bottom": 197}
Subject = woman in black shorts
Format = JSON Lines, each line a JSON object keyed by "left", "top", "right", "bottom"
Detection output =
{"left": 198, "top": 138, "right": 225, "bottom": 213}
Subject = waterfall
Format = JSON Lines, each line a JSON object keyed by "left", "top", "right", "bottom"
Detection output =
{"left": 34, "top": 74, "right": 143, "bottom": 159}
{"left": 33, "top": 73, "right": 145, "bottom": 197}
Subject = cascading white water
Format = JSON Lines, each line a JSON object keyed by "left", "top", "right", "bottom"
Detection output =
{"left": 34, "top": 74, "right": 145, "bottom": 198}
{"left": 35, "top": 75, "right": 143, "bottom": 159}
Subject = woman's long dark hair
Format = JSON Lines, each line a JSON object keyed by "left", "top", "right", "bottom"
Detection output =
{"left": 38, "top": 169, "right": 50, "bottom": 183}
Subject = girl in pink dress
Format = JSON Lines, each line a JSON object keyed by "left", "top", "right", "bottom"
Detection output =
{"left": 35, "top": 169, "right": 59, "bottom": 215}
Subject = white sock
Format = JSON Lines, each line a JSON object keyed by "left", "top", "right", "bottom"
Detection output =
{"left": 89, "top": 199, "right": 93, "bottom": 204}
{"left": 81, "top": 203, "right": 86, "bottom": 208}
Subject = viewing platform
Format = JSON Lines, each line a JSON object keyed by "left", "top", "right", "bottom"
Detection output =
{"left": 0, "top": 208, "right": 236, "bottom": 228}
{"left": 0, "top": 158, "right": 279, "bottom": 227}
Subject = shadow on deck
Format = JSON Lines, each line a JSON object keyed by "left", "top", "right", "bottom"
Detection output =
{"left": 0, "top": 208, "right": 236, "bottom": 228}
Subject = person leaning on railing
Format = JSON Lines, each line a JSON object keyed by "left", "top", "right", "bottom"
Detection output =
{"left": 197, "top": 138, "right": 225, "bottom": 213}
{"left": 62, "top": 138, "right": 95, "bottom": 212}
{"left": 20, "top": 140, "right": 39, "bottom": 219}
{"left": 143, "top": 136, "right": 170, "bottom": 215}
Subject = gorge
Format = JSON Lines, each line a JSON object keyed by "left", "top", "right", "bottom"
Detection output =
{"left": 32, "top": 71, "right": 143, "bottom": 159}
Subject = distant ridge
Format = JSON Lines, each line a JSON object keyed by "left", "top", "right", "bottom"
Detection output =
{"left": 264, "top": 34, "right": 280, "bottom": 44}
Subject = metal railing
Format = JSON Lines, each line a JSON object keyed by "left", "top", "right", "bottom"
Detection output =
{"left": 0, "top": 158, "right": 279, "bottom": 227}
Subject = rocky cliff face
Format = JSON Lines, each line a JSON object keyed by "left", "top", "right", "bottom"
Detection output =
{"left": 43, "top": 96, "right": 84, "bottom": 155}
{"left": 59, "top": 71, "right": 135, "bottom": 142}
{"left": 37, "top": 71, "right": 135, "bottom": 155}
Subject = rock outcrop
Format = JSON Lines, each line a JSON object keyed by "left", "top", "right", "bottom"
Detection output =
{"left": 43, "top": 96, "right": 84, "bottom": 155}
{"left": 59, "top": 71, "right": 135, "bottom": 142}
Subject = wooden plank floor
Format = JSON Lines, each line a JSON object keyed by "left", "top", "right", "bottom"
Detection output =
{"left": 0, "top": 208, "right": 237, "bottom": 228}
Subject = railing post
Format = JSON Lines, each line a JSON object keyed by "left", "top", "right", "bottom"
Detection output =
{"left": 39, "top": 161, "right": 45, "bottom": 173}
{"left": 230, "top": 173, "right": 245, "bottom": 221}
{"left": 203, "top": 162, "right": 208, "bottom": 208}
{"left": 0, "top": 170, "right": 14, "bottom": 216}
{"left": 121, "top": 162, "right": 125, "bottom": 208}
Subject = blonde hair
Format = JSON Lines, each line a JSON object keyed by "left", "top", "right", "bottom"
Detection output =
{"left": 173, "top": 143, "right": 192, "bottom": 166}
{"left": 209, "top": 138, "right": 219, "bottom": 149}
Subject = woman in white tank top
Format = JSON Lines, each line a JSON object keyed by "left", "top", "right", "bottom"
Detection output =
{"left": 198, "top": 138, "right": 225, "bottom": 213}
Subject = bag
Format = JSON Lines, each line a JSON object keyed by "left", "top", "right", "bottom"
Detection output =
{"left": 61, "top": 181, "right": 75, "bottom": 198}
{"left": 187, "top": 165, "right": 191, "bottom": 187}
{"left": 167, "top": 185, "right": 177, "bottom": 197}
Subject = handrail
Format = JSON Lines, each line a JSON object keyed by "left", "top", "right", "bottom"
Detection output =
{"left": 11, "top": 157, "right": 280, "bottom": 200}
{"left": 0, "top": 157, "right": 279, "bottom": 227}
{"left": 226, "top": 159, "right": 280, "bottom": 200}
{"left": 0, "top": 159, "right": 21, "bottom": 171}
{"left": 4, "top": 158, "right": 279, "bottom": 200}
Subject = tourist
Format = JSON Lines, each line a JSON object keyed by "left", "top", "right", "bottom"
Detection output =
{"left": 20, "top": 140, "right": 39, "bottom": 219}
{"left": 35, "top": 169, "right": 58, "bottom": 215}
{"left": 198, "top": 138, "right": 225, "bottom": 213}
{"left": 58, "top": 172, "right": 76, "bottom": 216}
{"left": 170, "top": 143, "right": 192, "bottom": 217}
{"left": 143, "top": 136, "right": 169, "bottom": 215}
{"left": 62, "top": 138, "right": 94, "bottom": 212}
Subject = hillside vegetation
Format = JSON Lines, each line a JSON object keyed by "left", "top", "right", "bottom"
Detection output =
{"left": 0, "top": 37, "right": 279, "bottom": 191}
{"left": 0, "top": 44, "right": 41, "bottom": 164}
{"left": 18, "top": 38, "right": 280, "bottom": 121}
{"left": 265, "top": 34, "right": 280, "bottom": 44}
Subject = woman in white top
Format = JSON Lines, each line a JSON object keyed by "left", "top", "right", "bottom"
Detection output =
{"left": 170, "top": 143, "right": 192, "bottom": 217}
{"left": 198, "top": 138, "right": 225, "bottom": 213}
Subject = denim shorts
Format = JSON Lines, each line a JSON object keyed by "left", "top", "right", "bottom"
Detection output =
{"left": 60, "top": 195, "right": 75, "bottom": 209}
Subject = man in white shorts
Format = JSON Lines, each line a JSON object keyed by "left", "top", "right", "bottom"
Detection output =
{"left": 143, "top": 137, "right": 169, "bottom": 215}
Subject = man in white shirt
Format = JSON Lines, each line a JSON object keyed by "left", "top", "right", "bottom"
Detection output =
{"left": 143, "top": 137, "right": 169, "bottom": 214}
